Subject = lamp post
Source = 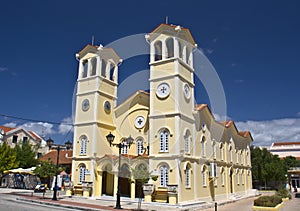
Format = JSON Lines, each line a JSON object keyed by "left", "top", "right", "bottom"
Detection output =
{"left": 106, "top": 132, "right": 134, "bottom": 209}
{"left": 46, "top": 138, "right": 60, "bottom": 201}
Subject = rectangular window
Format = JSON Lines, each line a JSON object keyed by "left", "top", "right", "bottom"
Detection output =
{"left": 23, "top": 136, "right": 28, "bottom": 143}
{"left": 220, "top": 147, "right": 223, "bottom": 161}
{"left": 221, "top": 172, "right": 225, "bottom": 186}
{"left": 160, "top": 166, "right": 168, "bottom": 187}
{"left": 12, "top": 135, "right": 18, "bottom": 143}
{"left": 121, "top": 143, "right": 128, "bottom": 154}
{"left": 137, "top": 140, "right": 144, "bottom": 155}
{"left": 202, "top": 171, "right": 207, "bottom": 187}
{"left": 80, "top": 137, "right": 87, "bottom": 155}
{"left": 185, "top": 168, "right": 190, "bottom": 188}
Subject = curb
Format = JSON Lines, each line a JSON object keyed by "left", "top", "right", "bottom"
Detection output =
{"left": 16, "top": 197, "right": 107, "bottom": 211}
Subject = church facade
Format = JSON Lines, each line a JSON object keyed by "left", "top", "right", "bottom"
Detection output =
{"left": 71, "top": 24, "right": 254, "bottom": 204}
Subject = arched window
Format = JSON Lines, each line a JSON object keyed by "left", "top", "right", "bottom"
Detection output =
{"left": 80, "top": 136, "right": 87, "bottom": 155}
{"left": 154, "top": 41, "right": 162, "bottom": 61}
{"left": 166, "top": 38, "right": 174, "bottom": 58}
{"left": 79, "top": 164, "right": 86, "bottom": 183}
{"left": 160, "top": 165, "right": 169, "bottom": 187}
{"left": 101, "top": 59, "right": 107, "bottom": 77}
{"left": 184, "top": 130, "right": 191, "bottom": 154}
{"left": 160, "top": 129, "right": 169, "bottom": 152}
{"left": 219, "top": 143, "right": 224, "bottom": 161}
{"left": 186, "top": 47, "right": 191, "bottom": 65}
{"left": 109, "top": 62, "right": 115, "bottom": 81}
{"left": 241, "top": 169, "right": 244, "bottom": 185}
{"left": 137, "top": 139, "right": 144, "bottom": 155}
{"left": 90, "top": 57, "right": 97, "bottom": 76}
{"left": 237, "top": 169, "right": 240, "bottom": 185}
{"left": 82, "top": 60, "right": 88, "bottom": 78}
{"left": 229, "top": 145, "right": 233, "bottom": 163}
{"left": 202, "top": 165, "right": 207, "bottom": 187}
{"left": 185, "top": 164, "right": 191, "bottom": 188}
{"left": 212, "top": 141, "right": 216, "bottom": 159}
{"left": 201, "top": 136, "right": 206, "bottom": 157}
{"left": 220, "top": 167, "right": 225, "bottom": 186}
{"left": 178, "top": 41, "right": 183, "bottom": 59}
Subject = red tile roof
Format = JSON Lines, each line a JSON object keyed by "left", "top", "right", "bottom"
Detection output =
{"left": 195, "top": 104, "right": 208, "bottom": 111}
{"left": 39, "top": 150, "right": 73, "bottom": 165}
{"left": 0, "top": 125, "right": 41, "bottom": 140}
{"left": 0, "top": 125, "right": 15, "bottom": 133}
{"left": 273, "top": 142, "right": 300, "bottom": 146}
{"left": 221, "top": 120, "right": 234, "bottom": 128}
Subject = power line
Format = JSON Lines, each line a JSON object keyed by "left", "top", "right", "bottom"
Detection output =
{"left": 0, "top": 113, "right": 73, "bottom": 126}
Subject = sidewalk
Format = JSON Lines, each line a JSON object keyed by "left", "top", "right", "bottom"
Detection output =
{"left": 2, "top": 188, "right": 299, "bottom": 211}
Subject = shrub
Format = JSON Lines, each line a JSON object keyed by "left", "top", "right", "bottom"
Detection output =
{"left": 276, "top": 189, "right": 292, "bottom": 199}
{"left": 254, "top": 195, "right": 282, "bottom": 207}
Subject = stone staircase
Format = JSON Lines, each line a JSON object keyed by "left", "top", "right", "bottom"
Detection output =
{"left": 229, "top": 193, "right": 244, "bottom": 200}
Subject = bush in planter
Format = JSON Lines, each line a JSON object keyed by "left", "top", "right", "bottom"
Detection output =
{"left": 254, "top": 195, "right": 282, "bottom": 207}
{"left": 276, "top": 188, "right": 292, "bottom": 199}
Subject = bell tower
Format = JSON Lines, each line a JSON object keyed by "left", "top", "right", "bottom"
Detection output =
{"left": 72, "top": 44, "right": 121, "bottom": 188}
{"left": 146, "top": 24, "right": 197, "bottom": 201}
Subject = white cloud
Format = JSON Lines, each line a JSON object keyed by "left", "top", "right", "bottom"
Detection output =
{"left": 234, "top": 79, "right": 244, "bottom": 83}
{"left": 58, "top": 117, "right": 73, "bottom": 135}
{"left": 236, "top": 118, "right": 300, "bottom": 147}
{"left": 4, "top": 122, "right": 17, "bottom": 128}
{"left": 4, "top": 122, "right": 55, "bottom": 138}
{"left": 0, "top": 67, "right": 8, "bottom": 72}
{"left": 21, "top": 122, "right": 56, "bottom": 137}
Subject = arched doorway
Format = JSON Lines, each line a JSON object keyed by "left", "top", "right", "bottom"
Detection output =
{"left": 135, "top": 163, "right": 148, "bottom": 198}
{"left": 119, "top": 164, "right": 131, "bottom": 197}
{"left": 102, "top": 165, "right": 114, "bottom": 196}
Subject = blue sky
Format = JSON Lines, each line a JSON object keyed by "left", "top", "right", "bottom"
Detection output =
{"left": 0, "top": 0, "right": 299, "bottom": 146}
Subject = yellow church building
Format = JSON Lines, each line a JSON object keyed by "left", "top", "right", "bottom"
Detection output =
{"left": 71, "top": 23, "right": 254, "bottom": 204}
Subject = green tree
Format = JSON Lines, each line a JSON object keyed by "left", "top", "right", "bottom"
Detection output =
{"left": 0, "top": 142, "right": 19, "bottom": 174}
{"left": 283, "top": 156, "right": 298, "bottom": 172}
{"left": 14, "top": 141, "right": 39, "bottom": 168}
{"left": 251, "top": 146, "right": 286, "bottom": 189}
{"left": 33, "top": 159, "right": 57, "bottom": 188}
{"left": 130, "top": 163, "right": 158, "bottom": 210}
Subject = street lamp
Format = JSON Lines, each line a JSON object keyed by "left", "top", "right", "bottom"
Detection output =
{"left": 65, "top": 140, "right": 72, "bottom": 150}
{"left": 106, "top": 132, "right": 134, "bottom": 209}
{"left": 46, "top": 138, "right": 60, "bottom": 201}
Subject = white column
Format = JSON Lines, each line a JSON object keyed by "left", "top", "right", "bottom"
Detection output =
{"left": 162, "top": 40, "right": 167, "bottom": 60}
{"left": 113, "top": 65, "right": 118, "bottom": 83}
{"left": 189, "top": 47, "right": 194, "bottom": 68}
{"left": 182, "top": 46, "right": 187, "bottom": 63}
{"left": 106, "top": 61, "right": 111, "bottom": 80}
{"left": 113, "top": 173, "right": 118, "bottom": 198}
{"left": 96, "top": 56, "right": 101, "bottom": 76}
{"left": 78, "top": 60, "right": 83, "bottom": 79}
{"left": 174, "top": 38, "right": 179, "bottom": 58}
{"left": 150, "top": 43, "right": 155, "bottom": 63}
{"left": 87, "top": 59, "right": 92, "bottom": 77}
{"left": 130, "top": 176, "right": 135, "bottom": 199}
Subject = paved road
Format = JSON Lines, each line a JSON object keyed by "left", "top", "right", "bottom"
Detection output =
{"left": 0, "top": 193, "right": 75, "bottom": 211}
{"left": 200, "top": 195, "right": 300, "bottom": 211}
